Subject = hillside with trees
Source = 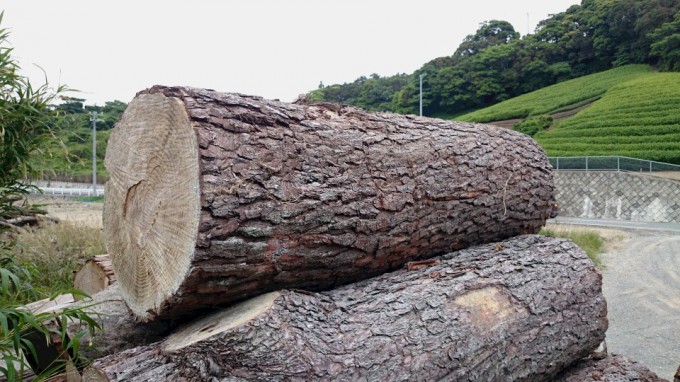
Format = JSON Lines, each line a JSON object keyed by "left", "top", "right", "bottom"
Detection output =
{"left": 306, "top": 0, "right": 680, "bottom": 118}
{"left": 35, "top": 97, "right": 126, "bottom": 183}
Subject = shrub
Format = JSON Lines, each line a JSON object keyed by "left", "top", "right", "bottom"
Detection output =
{"left": 12, "top": 222, "right": 105, "bottom": 301}
{"left": 513, "top": 115, "right": 553, "bottom": 136}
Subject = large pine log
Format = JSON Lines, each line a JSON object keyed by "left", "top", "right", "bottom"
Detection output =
{"left": 104, "top": 86, "right": 556, "bottom": 321}
{"left": 83, "top": 236, "right": 606, "bottom": 381}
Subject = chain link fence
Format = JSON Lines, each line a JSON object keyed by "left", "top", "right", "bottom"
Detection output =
{"left": 549, "top": 156, "right": 680, "bottom": 173}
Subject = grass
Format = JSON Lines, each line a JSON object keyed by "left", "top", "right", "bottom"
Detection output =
{"left": 76, "top": 195, "right": 105, "bottom": 203}
{"left": 9, "top": 222, "right": 105, "bottom": 304}
{"left": 457, "top": 65, "right": 651, "bottom": 123}
{"left": 540, "top": 227, "right": 605, "bottom": 268}
{"left": 535, "top": 72, "right": 680, "bottom": 164}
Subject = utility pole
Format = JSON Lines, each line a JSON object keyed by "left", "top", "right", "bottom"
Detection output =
{"left": 90, "top": 111, "right": 103, "bottom": 196}
{"left": 527, "top": 13, "right": 530, "bottom": 35}
{"left": 419, "top": 73, "right": 427, "bottom": 117}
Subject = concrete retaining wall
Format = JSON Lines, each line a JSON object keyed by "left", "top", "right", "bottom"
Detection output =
{"left": 554, "top": 171, "right": 680, "bottom": 223}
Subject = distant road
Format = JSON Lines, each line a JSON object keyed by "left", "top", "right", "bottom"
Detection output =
{"left": 549, "top": 216, "right": 680, "bottom": 233}
{"left": 550, "top": 216, "right": 680, "bottom": 380}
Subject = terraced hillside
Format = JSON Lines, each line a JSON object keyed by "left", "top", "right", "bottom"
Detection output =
{"left": 456, "top": 65, "right": 680, "bottom": 165}
{"left": 457, "top": 65, "right": 652, "bottom": 123}
{"left": 535, "top": 73, "right": 680, "bottom": 164}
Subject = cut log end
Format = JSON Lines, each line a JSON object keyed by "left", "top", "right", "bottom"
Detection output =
{"left": 162, "top": 291, "right": 280, "bottom": 352}
{"left": 73, "top": 255, "right": 116, "bottom": 297}
{"left": 103, "top": 92, "right": 201, "bottom": 321}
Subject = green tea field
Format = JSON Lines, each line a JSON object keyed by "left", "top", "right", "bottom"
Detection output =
{"left": 456, "top": 65, "right": 680, "bottom": 165}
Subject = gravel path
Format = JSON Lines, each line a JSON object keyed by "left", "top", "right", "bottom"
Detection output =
{"left": 550, "top": 221, "right": 680, "bottom": 380}
{"left": 601, "top": 230, "right": 680, "bottom": 380}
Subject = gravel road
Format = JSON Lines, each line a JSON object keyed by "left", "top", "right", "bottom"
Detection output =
{"left": 602, "top": 230, "right": 680, "bottom": 380}
{"left": 550, "top": 222, "right": 680, "bottom": 380}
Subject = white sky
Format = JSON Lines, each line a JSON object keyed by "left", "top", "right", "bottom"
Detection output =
{"left": 3, "top": 0, "right": 580, "bottom": 105}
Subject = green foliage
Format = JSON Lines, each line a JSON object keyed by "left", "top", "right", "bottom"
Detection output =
{"left": 0, "top": 17, "right": 64, "bottom": 193}
{"left": 457, "top": 65, "right": 651, "bottom": 122}
{"left": 513, "top": 115, "right": 552, "bottom": 136}
{"left": 649, "top": 11, "right": 680, "bottom": 71}
{"left": 306, "top": 0, "right": 680, "bottom": 118}
{"left": 0, "top": 243, "right": 101, "bottom": 381}
{"left": 454, "top": 20, "right": 520, "bottom": 58}
{"left": 535, "top": 72, "right": 680, "bottom": 164}
{"left": 540, "top": 228, "right": 605, "bottom": 269}
{"left": 29, "top": 97, "right": 125, "bottom": 183}
{"left": 0, "top": 13, "right": 100, "bottom": 380}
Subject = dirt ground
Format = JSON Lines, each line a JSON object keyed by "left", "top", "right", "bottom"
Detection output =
{"left": 26, "top": 196, "right": 103, "bottom": 229}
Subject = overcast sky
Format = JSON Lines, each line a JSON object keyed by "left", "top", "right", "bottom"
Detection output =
{"left": 3, "top": 0, "right": 580, "bottom": 105}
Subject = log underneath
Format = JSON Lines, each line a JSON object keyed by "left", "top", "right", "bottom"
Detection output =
{"left": 74, "top": 255, "right": 116, "bottom": 297}
{"left": 83, "top": 235, "right": 606, "bottom": 381}
{"left": 104, "top": 86, "right": 555, "bottom": 321}
{"left": 553, "top": 355, "right": 666, "bottom": 381}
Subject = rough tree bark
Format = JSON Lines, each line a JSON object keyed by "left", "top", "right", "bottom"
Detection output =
{"left": 74, "top": 255, "right": 116, "bottom": 297}
{"left": 104, "top": 86, "right": 556, "bottom": 321}
{"left": 82, "top": 236, "right": 606, "bottom": 382}
{"left": 553, "top": 355, "right": 665, "bottom": 381}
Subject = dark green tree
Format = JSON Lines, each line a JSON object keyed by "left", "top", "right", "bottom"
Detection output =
{"left": 454, "top": 20, "right": 520, "bottom": 58}
{"left": 649, "top": 11, "right": 680, "bottom": 71}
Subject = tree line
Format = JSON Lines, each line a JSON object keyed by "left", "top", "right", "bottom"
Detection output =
{"left": 307, "top": 0, "right": 680, "bottom": 117}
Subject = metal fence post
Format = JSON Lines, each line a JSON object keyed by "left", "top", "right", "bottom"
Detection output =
{"left": 650, "top": 161, "right": 653, "bottom": 173}
{"left": 585, "top": 157, "right": 589, "bottom": 172}
{"left": 617, "top": 157, "right": 620, "bottom": 172}
{"left": 556, "top": 157, "right": 560, "bottom": 170}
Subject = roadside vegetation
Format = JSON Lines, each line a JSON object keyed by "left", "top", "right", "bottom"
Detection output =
{"left": 0, "top": 13, "right": 100, "bottom": 380}
{"left": 10, "top": 222, "right": 105, "bottom": 304}
{"left": 540, "top": 228, "right": 605, "bottom": 269}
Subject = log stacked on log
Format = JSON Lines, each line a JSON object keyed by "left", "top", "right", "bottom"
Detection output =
{"left": 83, "top": 236, "right": 607, "bottom": 381}
{"left": 73, "top": 255, "right": 116, "bottom": 297}
{"left": 70, "top": 87, "right": 663, "bottom": 381}
{"left": 103, "top": 86, "right": 556, "bottom": 321}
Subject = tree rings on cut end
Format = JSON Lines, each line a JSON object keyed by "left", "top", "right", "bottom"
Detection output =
{"left": 103, "top": 93, "right": 200, "bottom": 321}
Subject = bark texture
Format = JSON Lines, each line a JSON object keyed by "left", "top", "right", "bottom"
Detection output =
{"left": 553, "top": 355, "right": 666, "bottom": 382}
{"left": 104, "top": 86, "right": 556, "bottom": 321}
{"left": 74, "top": 255, "right": 116, "bottom": 297}
{"left": 84, "top": 235, "right": 606, "bottom": 382}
